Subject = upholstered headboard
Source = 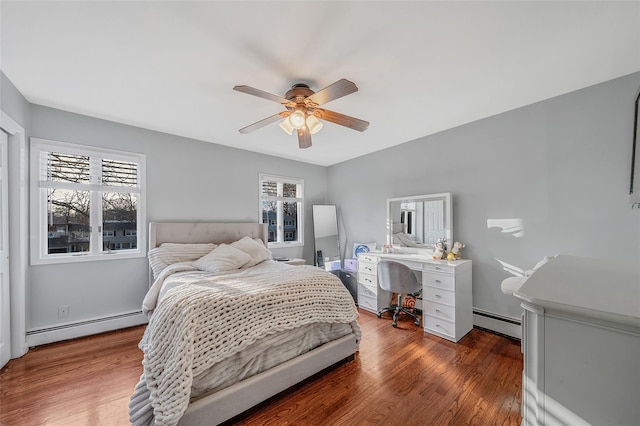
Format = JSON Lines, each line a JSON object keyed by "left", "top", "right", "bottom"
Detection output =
{"left": 149, "top": 222, "right": 268, "bottom": 249}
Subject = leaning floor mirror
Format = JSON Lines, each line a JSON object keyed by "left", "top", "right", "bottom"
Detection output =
{"left": 312, "top": 204, "right": 340, "bottom": 268}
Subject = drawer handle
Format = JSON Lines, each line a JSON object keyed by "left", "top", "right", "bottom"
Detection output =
{"left": 436, "top": 324, "right": 442, "bottom": 328}
{"left": 435, "top": 309, "right": 441, "bottom": 313}
{"left": 435, "top": 267, "right": 441, "bottom": 270}
{"left": 365, "top": 278, "right": 372, "bottom": 283}
{"left": 365, "top": 267, "right": 372, "bottom": 272}
{"left": 435, "top": 279, "right": 441, "bottom": 283}
{"left": 435, "top": 294, "right": 442, "bottom": 299}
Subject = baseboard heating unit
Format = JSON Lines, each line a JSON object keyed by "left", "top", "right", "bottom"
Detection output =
{"left": 26, "top": 311, "right": 148, "bottom": 347}
{"left": 473, "top": 308, "right": 521, "bottom": 339}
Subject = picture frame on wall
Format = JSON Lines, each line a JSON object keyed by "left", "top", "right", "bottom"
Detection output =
{"left": 630, "top": 87, "right": 640, "bottom": 207}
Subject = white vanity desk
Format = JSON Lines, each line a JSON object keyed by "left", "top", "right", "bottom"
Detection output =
{"left": 357, "top": 252, "right": 473, "bottom": 342}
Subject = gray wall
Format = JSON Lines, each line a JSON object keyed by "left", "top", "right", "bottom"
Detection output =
{"left": 1, "top": 71, "right": 30, "bottom": 130}
{"left": 328, "top": 72, "right": 640, "bottom": 319}
{"left": 27, "top": 105, "right": 328, "bottom": 330}
{"left": 4, "top": 70, "right": 640, "bottom": 333}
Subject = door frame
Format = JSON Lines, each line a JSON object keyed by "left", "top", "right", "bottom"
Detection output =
{"left": 1, "top": 130, "right": 9, "bottom": 368}
{"left": 0, "top": 110, "right": 28, "bottom": 359}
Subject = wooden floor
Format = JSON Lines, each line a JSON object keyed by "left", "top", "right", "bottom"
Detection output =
{"left": 0, "top": 309, "right": 523, "bottom": 425}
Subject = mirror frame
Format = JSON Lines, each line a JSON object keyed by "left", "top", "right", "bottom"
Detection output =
{"left": 630, "top": 87, "right": 640, "bottom": 206}
{"left": 312, "top": 204, "right": 340, "bottom": 267}
{"left": 387, "top": 192, "right": 452, "bottom": 250}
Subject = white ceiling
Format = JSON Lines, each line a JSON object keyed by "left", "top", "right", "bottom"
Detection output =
{"left": 2, "top": 1, "right": 639, "bottom": 166}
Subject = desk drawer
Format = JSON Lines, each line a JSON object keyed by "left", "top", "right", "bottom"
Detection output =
{"left": 423, "top": 302, "right": 455, "bottom": 322}
{"left": 358, "top": 283, "right": 376, "bottom": 298}
{"left": 358, "top": 272, "right": 377, "bottom": 292}
{"left": 422, "top": 272, "right": 455, "bottom": 291}
{"left": 423, "top": 286, "right": 455, "bottom": 306}
{"left": 423, "top": 263, "right": 454, "bottom": 274}
{"left": 423, "top": 314, "right": 456, "bottom": 339}
{"left": 358, "top": 254, "right": 379, "bottom": 264}
{"left": 358, "top": 292, "right": 377, "bottom": 313}
{"left": 358, "top": 261, "right": 377, "bottom": 275}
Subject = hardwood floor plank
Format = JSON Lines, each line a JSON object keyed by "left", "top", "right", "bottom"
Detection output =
{"left": 0, "top": 310, "right": 522, "bottom": 425}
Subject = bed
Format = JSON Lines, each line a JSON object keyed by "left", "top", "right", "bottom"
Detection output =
{"left": 128, "top": 222, "right": 361, "bottom": 426}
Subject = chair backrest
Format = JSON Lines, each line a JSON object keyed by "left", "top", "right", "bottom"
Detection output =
{"left": 377, "top": 260, "right": 421, "bottom": 294}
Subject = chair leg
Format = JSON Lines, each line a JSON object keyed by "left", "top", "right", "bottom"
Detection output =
{"left": 377, "top": 305, "right": 396, "bottom": 319}
{"left": 391, "top": 307, "right": 420, "bottom": 327}
{"left": 402, "top": 307, "right": 420, "bottom": 326}
{"left": 380, "top": 293, "right": 421, "bottom": 327}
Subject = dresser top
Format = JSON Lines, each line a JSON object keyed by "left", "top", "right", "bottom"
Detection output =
{"left": 514, "top": 255, "right": 640, "bottom": 327}
{"left": 359, "top": 252, "right": 471, "bottom": 268}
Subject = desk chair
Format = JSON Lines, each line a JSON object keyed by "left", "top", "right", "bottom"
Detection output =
{"left": 376, "top": 260, "right": 421, "bottom": 328}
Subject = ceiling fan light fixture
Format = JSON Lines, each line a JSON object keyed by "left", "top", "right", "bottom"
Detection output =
{"left": 234, "top": 79, "right": 369, "bottom": 149}
{"left": 306, "top": 115, "right": 323, "bottom": 135}
{"left": 279, "top": 118, "right": 294, "bottom": 135}
{"left": 289, "top": 110, "right": 306, "bottom": 129}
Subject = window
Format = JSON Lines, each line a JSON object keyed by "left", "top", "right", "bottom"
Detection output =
{"left": 30, "top": 138, "right": 146, "bottom": 264}
{"left": 259, "top": 173, "right": 303, "bottom": 248}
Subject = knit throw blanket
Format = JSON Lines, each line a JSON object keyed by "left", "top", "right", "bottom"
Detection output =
{"left": 129, "top": 265, "right": 360, "bottom": 426}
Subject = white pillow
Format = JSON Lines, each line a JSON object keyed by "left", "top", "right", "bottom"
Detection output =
{"left": 231, "top": 236, "right": 272, "bottom": 267}
{"left": 148, "top": 243, "right": 217, "bottom": 279}
{"left": 193, "top": 244, "right": 252, "bottom": 273}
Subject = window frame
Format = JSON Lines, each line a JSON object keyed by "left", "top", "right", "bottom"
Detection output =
{"left": 258, "top": 173, "right": 304, "bottom": 249}
{"left": 29, "top": 138, "right": 146, "bottom": 265}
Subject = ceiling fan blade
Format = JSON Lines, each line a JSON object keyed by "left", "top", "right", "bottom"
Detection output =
{"left": 306, "top": 79, "right": 358, "bottom": 106}
{"left": 314, "top": 108, "right": 369, "bottom": 132}
{"left": 233, "top": 85, "right": 293, "bottom": 106}
{"left": 238, "top": 111, "right": 288, "bottom": 134}
{"left": 297, "top": 127, "right": 312, "bottom": 149}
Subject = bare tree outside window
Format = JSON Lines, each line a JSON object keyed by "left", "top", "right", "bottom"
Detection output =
{"left": 40, "top": 150, "right": 141, "bottom": 255}
{"left": 31, "top": 138, "right": 145, "bottom": 264}
{"left": 47, "top": 189, "right": 90, "bottom": 253}
{"left": 259, "top": 174, "right": 303, "bottom": 247}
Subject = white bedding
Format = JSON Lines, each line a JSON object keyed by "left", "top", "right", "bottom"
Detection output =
{"left": 142, "top": 259, "right": 295, "bottom": 317}
{"left": 130, "top": 260, "right": 360, "bottom": 426}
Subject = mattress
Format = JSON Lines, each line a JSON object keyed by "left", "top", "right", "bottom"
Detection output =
{"left": 129, "top": 260, "right": 360, "bottom": 426}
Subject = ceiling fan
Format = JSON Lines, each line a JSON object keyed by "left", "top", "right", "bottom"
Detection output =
{"left": 233, "top": 79, "right": 369, "bottom": 149}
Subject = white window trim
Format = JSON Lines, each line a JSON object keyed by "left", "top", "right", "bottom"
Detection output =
{"left": 258, "top": 173, "right": 304, "bottom": 248}
{"left": 29, "top": 138, "right": 146, "bottom": 265}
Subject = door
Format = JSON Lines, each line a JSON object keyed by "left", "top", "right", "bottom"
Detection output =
{"left": 0, "top": 130, "right": 10, "bottom": 368}
{"left": 423, "top": 199, "right": 445, "bottom": 245}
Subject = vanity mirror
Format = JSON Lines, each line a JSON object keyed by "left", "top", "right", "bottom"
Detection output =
{"left": 387, "top": 192, "right": 452, "bottom": 250}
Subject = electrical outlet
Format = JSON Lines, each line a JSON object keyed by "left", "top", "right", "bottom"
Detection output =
{"left": 58, "top": 305, "right": 69, "bottom": 318}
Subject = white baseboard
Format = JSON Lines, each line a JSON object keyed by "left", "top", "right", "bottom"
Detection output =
{"left": 473, "top": 308, "right": 521, "bottom": 339}
{"left": 26, "top": 311, "right": 148, "bottom": 348}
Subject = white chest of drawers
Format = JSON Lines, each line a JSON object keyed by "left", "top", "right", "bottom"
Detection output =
{"left": 357, "top": 252, "right": 473, "bottom": 342}
{"left": 514, "top": 255, "right": 640, "bottom": 426}
{"left": 421, "top": 260, "right": 473, "bottom": 342}
{"left": 356, "top": 253, "right": 390, "bottom": 314}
